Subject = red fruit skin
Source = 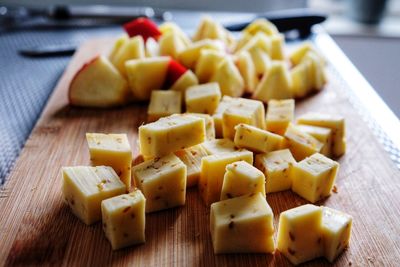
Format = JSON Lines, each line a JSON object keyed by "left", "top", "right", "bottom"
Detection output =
{"left": 68, "top": 55, "right": 100, "bottom": 105}
{"left": 123, "top": 18, "right": 161, "bottom": 41}
{"left": 165, "top": 59, "right": 188, "bottom": 88}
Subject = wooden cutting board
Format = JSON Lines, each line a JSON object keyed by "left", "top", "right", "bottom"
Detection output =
{"left": 1, "top": 38, "right": 399, "bottom": 267}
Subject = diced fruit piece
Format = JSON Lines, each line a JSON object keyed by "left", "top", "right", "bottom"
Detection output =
{"left": 234, "top": 32, "right": 253, "bottom": 52}
{"left": 110, "top": 36, "right": 145, "bottom": 76}
{"left": 243, "top": 18, "right": 278, "bottom": 36}
{"left": 195, "top": 49, "right": 225, "bottom": 83}
{"left": 291, "top": 59, "right": 313, "bottom": 98}
{"left": 192, "top": 16, "right": 235, "bottom": 47}
{"left": 235, "top": 50, "right": 257, "bottom": 93}
{"left": 234, "top": 123, "right": 284, "bottom": 153}
{"left": 165, "top": 59, "right": 187, "bottom": 88}
{"left": 139, "top": 114, "right": 205, "bottom": 158}
{"left": 69, "top": 56, "right": 130, "bottom": 108}
{"left": 237, "top": 33, "right": 272, "bottom": 75}
{"left": 125, "top": 56, "right": 170, "bottom": 100}
{"left": 147, "top": 90, "right": 181, "bottom": 122}
{"left": 220, "top": 161, "right": 266, "bottom": 200}
{"left": 123, "top": 18, "right": 161, "bottom": 40}
{"left": 210, "top": 193, "right": 274, "bottom": 254}
{"left": 321, "top": 207, "right": 352, "bottom": 262}
{"left": 266, "top": 99, "right": 295, "bottom": 135}
{"left": 159, "top": 22, "right": 191, "bottom": 47}
{"left": 296, "top": 125, "right": 332, "bottom": 157}
{"left": 277, "top": 204, "right": 323, "bottom": 265}
{"left": 297, "top": 113, "right": 346, "bottom": 158}
{"left": 284, "top": 124, "right": 323, "bottom": 161}
{"left": 187, "top": 113, "right": 215, "bottom": 140}
{"left": 170, "top": 70, "right": 199, "bottom": 93}
{"left": 101, "top": 189, "right": 146, "bottom": 250}
{"left": 86, "top": 133, "right": 132, "bottom": 189}
{"left": 222, "top": 98, "right": 265, "bottom": 140}
{"left": 201, "top": 138, "right": 237, "bottom": 155}
{"left": 303, "top": 51, "right": 327, "bottom": 90}
{"left": 290, "top": 41, "right": 325, "bottom": 66}
{"left": 178, "top": 39, "right": 224, "bottom": 69}
{"left": 270, "top": 34, "right": 285, "bottom": 60}
{"left": 199, "top": 150, "right": 253, "bottom": 205}
{"left": 253, "top": 61, "right": 293, "bottom": 103}
{"left": 109, "top": 34, "right": 129, "bottom": 63}
{"left": 159, "top": 32, "right": 186, "bottom": 59}
{"left": 132, "top": 154, "right": 186, "bottom": 213}
{"left": 185, "top": 83, "right": 221, "bottom": 115}
{"left": 211, "top": 57, "right": 244, "bottom": 97}
{"left": 62, "top": 166, "right": 126, "bottom": 225}
{"left": 291, "top": 153, "right": 339, "bottom": 203}
{"left": 174, "top": 145, "right": 208, "bottom": 187}
{"left": 238, "top": 32, "right": 271, "bottom": 55}
{"left": 145, "top": 37, "right": 159, "bottom": 57}
{"left": 212, "top": 96, "right": 241, "bottom": 138}
{"left": 255, "top": 149, "right": 296, "bottom": 193}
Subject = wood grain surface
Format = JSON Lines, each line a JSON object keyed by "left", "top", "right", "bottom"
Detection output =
{"left": 1, "top": 38, "right": 400, "bottom": 267}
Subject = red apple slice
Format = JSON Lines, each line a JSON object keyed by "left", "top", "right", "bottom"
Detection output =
{"left": 123, "top": 18, "right": 161, "bottom": 41}
{"left": 165, "top": 59, "right": 188, "bottom": 88}
{"left": 69, "top": 55, "right": 130, "bottom": 107}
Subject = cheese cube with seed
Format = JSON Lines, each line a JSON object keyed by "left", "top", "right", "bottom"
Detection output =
{"left": 186, "top": 113, "right": 215, "bottom": 140}
{"left": 284, "top": 124, "right": 323, "bottom": 161}
{"left": 277, "top": 204, "right": 323, "bottom": 265}
{"left": 199, "top": 150, "right": 253, "bottom": 205}
{"left": 101, "top": 189, "right": 146, "bottom": 250}
{"left": 234, "top": 123, "right": 283, "bottom": 153}
{"left": 222, "top": 98, "right": 265, "bottom": 140}
{"left": 210, "top": 193, "right": 274, "bottom": 254}
{"left": 201, "top": 138, "right": 237, "bottom": 155}
{"left": 297, "top": 113, "right": 346, "bottom": 158}
{"left": 185, "top": 83, "right": 221, "bottom": 114}
{"left": 62, "top": 166, "right": 126, "bottom": 225}
{"left": 132, "top": 154, "right": 186, "bottom": 213}
{"left": 266, "top": 99, "right": 294, "bottom": 135}
{"left": 220, "top": 161, "right": 265, "bottom": 200}
{"left": 255, "top": 149, "right": 296, "bottom": 193}
{"left": 147, "top": 90, "right": 181, "bottom": 122}
{"left": 321, "top": 206, "right": 352, "bottom": 262}
{"left": 174, "top": 145, "right": 208, "bottom": 187}
{"left": 296, "top": 124, "right": 332, "bottom": 157}
{"left": 86, "top": 133, "right": 132, "bottom": 189}
{"left": 139, "top": 114, "right": 205, "bottom": 158}
{"left": 292, "top": 153, "right": 339, "bottom": 203}
{"left": 212, "top": 96, "right": 240, "bottom": 137}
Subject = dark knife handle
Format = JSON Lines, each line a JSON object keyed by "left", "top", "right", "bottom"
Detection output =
{"left": 225, "top": 8, "right": 327, "bottom": 38}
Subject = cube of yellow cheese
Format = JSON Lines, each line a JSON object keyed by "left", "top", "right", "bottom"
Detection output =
{"left": 234, "top": 123, "right": 283, "bottom": 153}
{"left": 132, "top": 154, "right": 186, "bottom": 213}
{"left": 222, "top": 97, "right": 266, "bottom": 140}
{"left": 101, "top": 189, "right": 146, "bottom": 250}
{"left": 186, "top": 113, "right": 215, "bottom": 140}
{"left": 284, "top": 124, "right": 323, "bottom": 161}
{"left": 86, "top": 133, "right": 132, "bottom": 189}
{"left": 321, "top": 206, "right": 352, "bottom": 262}
{"left": 292, "top": 153, "right": 339, "bottom": 203}
{"left": 210, "top": 193, "right": 274, "bottom": 254}
{"left": 147, "top": 90, "right": 181, "bottom": 122}
{"left": 220, "top": 161, "right": 265, "bottom": 200}
{"left": 185, "top": 83, "right": 221, "bottom": 114}
{"left": 296, "top": 124, "right": 332, "bottom": 157}
{"left": 255, "top": 149, "right": 296, "bottom": 193}
{"left": 277, "top": 204, "right": 323, "bottom": 265}
{"left": 212, "top": 96, "right": 240, "bottom": 137}
{"left": 199, "top": 150, "right": 253, "bottom": 205}
{"left": 174, "top": 145, "right": 208, "bottom": 187}
{"left": 62, "top": 166, "right": 126, "bottom": 225}
{"left": 201, "top": 138, "right": 237, "bottom": 155}
{"left": 297, "top": 113, "right": 346, "bottom": 158}
{"left": 266, "top": 99, "right": 294, "bottom": 135}
{"left": 170, "top": 70, "right": 199, "bottom": 93}
{"left": 139, "top": 114, "right": 206, "bottom": 158}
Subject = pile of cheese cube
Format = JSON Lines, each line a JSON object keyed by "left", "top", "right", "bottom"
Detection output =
{"left": 68, "top": 16, "right": 327, "bottom": 108}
